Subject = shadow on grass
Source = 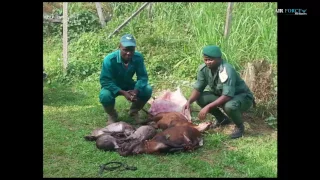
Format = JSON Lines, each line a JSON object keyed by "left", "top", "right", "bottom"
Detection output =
{"left": 43, "top": 83, "right": 93, "bottom": 107}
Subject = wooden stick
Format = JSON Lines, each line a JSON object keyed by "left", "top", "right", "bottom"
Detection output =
{"left": 63, "top": 2, "right": 68, "bottom": 73}
{"left": 95, "top": 2, "right": 106, "bottom": 27}
{"left": 108, "top": 2, "right": 150, "bottom": 39}
{"left": 148, "top": 3, "right": 153, "bottom": 20}
{"left": 224, "top": 2, "right": 234, "bottom": 38}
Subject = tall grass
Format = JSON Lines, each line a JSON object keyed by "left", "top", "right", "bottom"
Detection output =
{"left": 44, "top": 2, "right": 277, "bottom": 82}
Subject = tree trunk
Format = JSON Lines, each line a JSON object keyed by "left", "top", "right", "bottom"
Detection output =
{"left": 224, "top": 2, "right": 234, "bottom": 38}
{"left": 95, "top": 2, "right": 106, "bottom": 27}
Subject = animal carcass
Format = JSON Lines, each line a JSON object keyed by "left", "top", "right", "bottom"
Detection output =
{"left": 117, "top": 125, "right": 157, "bottom": 155}
{"left": 84, "top": 121, "right": 135, "bottom": 141}
{"left": 96, "top": 134, "right": 119, "bottom": 151}
{"left": 84, "top": 121, "right": 135, "bottom": 151}
{"left": 148, "top": 111, "right": 211, "bottom": 132}
{"left": 119, "top": 125, "right": 204, "bottom": 156}
{"left": 84, "top": 122, "right": 156, "bottom": 152}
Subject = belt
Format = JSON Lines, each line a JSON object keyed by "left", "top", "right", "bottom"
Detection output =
{"left": 98, "top": 161, "right": 137, "bottom": 176}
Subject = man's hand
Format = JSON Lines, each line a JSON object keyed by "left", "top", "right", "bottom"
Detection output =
{"left": 122, "top": 91, "right": 136, "bottom": 102}
{"left": 183, "top": 101, "right": 191, "bottom": 114}
{"left": 198, "top": 106, "right": 210, "bottom": 121}
{"left": 127, "top": 89, "right": 139, "bottom": 102}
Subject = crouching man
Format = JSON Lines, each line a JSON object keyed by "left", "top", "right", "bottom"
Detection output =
{"left": 183, "top": 45, "right": 255, "bottom": 139}
{"left": 99, "top": 34, "right": 152, "bottom": 125}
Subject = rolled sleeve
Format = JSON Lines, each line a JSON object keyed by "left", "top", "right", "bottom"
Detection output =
{"left": 100, "top": 57, "right": 121, "bottom": 95}
{"left": 222, "top": 65, "right": 236, "bottom": 97}
{"left": 193, "top": 70, "right": 207, "bottom": 92}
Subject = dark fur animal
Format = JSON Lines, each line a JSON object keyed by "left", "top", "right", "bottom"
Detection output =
{"left": 86, "top": 124, "right": 156, "bottom": 152}
{"left": 84, "top": 121, "right": 135, "bottom": 141}
{"left": 117, "top": 125, "right": 157, "bottom": 154}
{"left": 96, "top": 134, "right": 119, "bottom": 151}
{"left": 119, "top": 125, "right": 203, "bottom": 156}
{"left": 122, "top": 125, "right": 156, "bottom": 142}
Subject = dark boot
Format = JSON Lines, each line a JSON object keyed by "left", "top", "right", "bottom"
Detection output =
{"left": 129, "top": 100, "right": 147, "bottom": 123}
{"left": 230, "top": 123, "right": 245, "bottom": 139}
{"left": 103, "top": 105, "right": 118, "bottom": 125}
{"left": 210, "top": 116, "right": 232, "bottom": 129}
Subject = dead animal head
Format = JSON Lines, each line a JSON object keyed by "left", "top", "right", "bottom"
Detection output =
{"left": 117, "top": 140, "right": 142, "bottom": 156}
{"left": 96, "top": 134, "right": 119, "bottom": 151}
{"left": 195, "top": 122, "right": 212, "bottom": 132}
{"left": 84, "top": 128, "right": 105, "bottom": 141}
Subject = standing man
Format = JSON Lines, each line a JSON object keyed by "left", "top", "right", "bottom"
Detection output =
{"left": 183, "top": 45, "right": 255, "bottom": 139}
{"left": 99, "top": 34, "right": 152, "bottom": 125}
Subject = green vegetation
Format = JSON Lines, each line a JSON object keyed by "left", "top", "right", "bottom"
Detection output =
{"left": 43, "top": 2, "right": 277, "bottom": 178}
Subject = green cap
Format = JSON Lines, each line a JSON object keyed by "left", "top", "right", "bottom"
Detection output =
{"left": 202, "top": 45, "right": 222, "bottom": 58}
{"left": 120, "top": 34, "right": 136, "bottom": 47}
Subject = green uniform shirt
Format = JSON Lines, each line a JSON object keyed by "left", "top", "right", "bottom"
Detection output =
{"left": 100, "top": 50, "right": 149, "bottom": 95}
{"left": 193, "top": 60, "right": 253, "bottom": 98}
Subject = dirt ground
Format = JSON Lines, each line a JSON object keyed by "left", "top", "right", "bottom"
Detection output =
{"left": 205, "top": 111, "right": 276, "bottom": 138}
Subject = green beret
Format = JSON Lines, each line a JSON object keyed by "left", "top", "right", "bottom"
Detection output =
{"left": 202, "top": 45, "right": 222, "bottom": 58}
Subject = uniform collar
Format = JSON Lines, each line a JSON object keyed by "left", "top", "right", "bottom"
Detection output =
{"left": 218, "top": 59, "right": 224, "bottom": 73}
{"left": 116, "top": 50, "right": 122, "bottom": 63}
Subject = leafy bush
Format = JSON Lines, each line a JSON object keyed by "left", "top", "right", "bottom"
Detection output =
{"left": 265, "top": 115, "right": 277, "bottom": 129}
{"left": 44, "top": 29, "right": 119, "bottom": 84}
{"left": 44, "top": 2, "right": 277, "bottom": 87}
{"left": 43, "top": 10, "right": 101, "bottom": 42}
{"left": 68, "top": 11, "right": 101, "bottom": 41}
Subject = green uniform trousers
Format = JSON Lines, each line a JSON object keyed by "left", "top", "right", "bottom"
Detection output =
{"left": 99, "top": 84, "right": 152, "bottom": 107}
{"left": 196, "top": 91, "right": 253, "bottom": 125}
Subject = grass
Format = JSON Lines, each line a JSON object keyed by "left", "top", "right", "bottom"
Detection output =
{"left": 43, "top": 2, "right": 277, "bottom": 178}
{"left": 43, "top": 81, "right": 277, "bottom": 178}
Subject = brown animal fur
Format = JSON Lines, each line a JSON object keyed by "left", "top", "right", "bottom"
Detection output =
{"left": 152, "top": 112, "right": 188, "bottom": 130}
{"left": 147, "top": 112, "right": 211, "bottom": 132}
{"left": 119, "top": 126, "right": 203, "bottom": 156}
{"left": 169, "top": 119, "right": 212, "bottom": 132}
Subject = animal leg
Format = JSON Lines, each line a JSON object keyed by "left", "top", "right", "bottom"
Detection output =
{"left": 182, "top": 134, "right": 191, "bottom": 144}
{"left": 155, "top": 136, "right": 185, "bottom": 149}
{"left": 84, "top": 136, "right": 97, "bottom": 141}
{"left": 168, "top": 147, "right": 184, "bottom": 152}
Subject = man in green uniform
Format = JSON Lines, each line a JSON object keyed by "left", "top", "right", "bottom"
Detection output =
{"left": 183, "top": 45, "right": 255, "bottom": 139}
{"left": 99, "top": 34, "right": 152, "bottom": 125}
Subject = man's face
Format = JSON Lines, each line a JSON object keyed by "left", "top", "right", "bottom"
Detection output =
{"left": 120, "top": 44, "right": 135, "bottom": 61}
{"left": 203, "top": 56, "right": 221, "bottom": 69}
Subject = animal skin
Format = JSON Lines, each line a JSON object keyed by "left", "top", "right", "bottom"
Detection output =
{"left": 117, "top": 125, "right": 157, "bottom": 154}
{"left": 86, "top": 124, "right": 157, "bottom": 152}
{"left": 84, "top": 121, "right": 135, "bottom": 141}
{"left": 96, "top": 134, "right": 119, "bottom": 151}
{"left": 147, "top": 112, "right": 212, "bottom": 132}
{"left": 123, "top": 125, "right": 156, "bottom": 142}
{"left": 117, "top": 111, "right": 212, "bottom": 156}
{"left": 85, "top": 89, "right": 211, "bottom": 155}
